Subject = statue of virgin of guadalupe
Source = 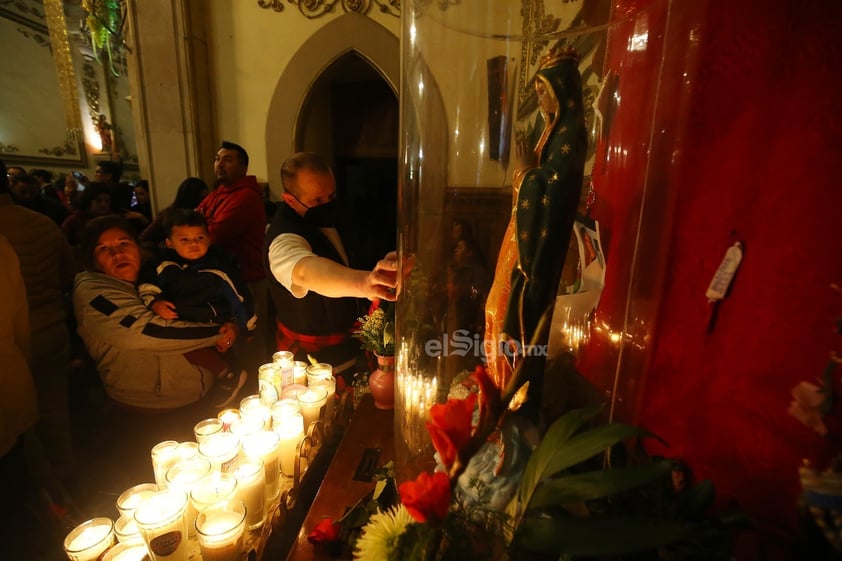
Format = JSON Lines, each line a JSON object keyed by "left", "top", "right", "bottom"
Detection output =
{"left": 484, "top": 48, "right": 588, "bottom": 392}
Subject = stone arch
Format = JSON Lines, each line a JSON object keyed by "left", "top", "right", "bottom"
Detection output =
{"left": 265, "top": 14, "right": 399, "bottom": 195}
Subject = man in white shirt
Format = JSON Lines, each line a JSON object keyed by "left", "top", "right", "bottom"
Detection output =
{"left": 265, "top": 152, "right": 396, "bottom": 375}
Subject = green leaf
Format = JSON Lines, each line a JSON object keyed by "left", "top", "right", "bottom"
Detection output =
{"left": 517, "top": 516, "right": 689, "bottom": 556}
{"left": 518, "top": 406, "right": 604, "bottom": 506}
{"left": 373, "top": 479, "right": 387, "bottom": 501}
{"left": 529, "top": 461, "right": 672, "bottom": 508}
{"left": 383, "top": 321, "right": 394, "bottom": 347}
{"left": 542, "top": 423, "right": 655, "bottom": 479}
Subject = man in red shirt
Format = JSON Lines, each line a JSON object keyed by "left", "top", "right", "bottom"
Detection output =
{"left": 197, "top": 141, "right": 268, "bottom": 369}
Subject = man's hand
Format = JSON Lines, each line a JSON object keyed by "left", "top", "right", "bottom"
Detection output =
{"left": 365, "top": 251, "right": 399, "bottom": 301}
{"left": 152, "top": 300, "right": 179, "bottom": 319}
{"left": 216, "top": 321, "right": 238, "bottom": 352}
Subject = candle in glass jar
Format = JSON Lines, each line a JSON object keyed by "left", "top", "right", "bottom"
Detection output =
{"left": 198, "top": 432, "right": 240, "bottom": 473}
{"left": 275, "top": 412, "right": 304, "bottom": 478}
{"left": 195, "top": 500, "right": 247, "bottom": 561}
{"left": 189, "top": 472, "right": 238, "bottom": 516}
{"left": 194, "top": 417, "right": 224, "bottom": 444}
{"left": 308, "top": 375, "right": 336, "bottom": 427}
{"left": 258, "top": 362, "right": 280, "bottom": 405}
{"left": 272, "top": 350, "right": 294, "bottom": 387}
{"left": 133, "top": 489, "right": 189, "bottom": 561}
{"left": 150, "top": 440, "right": 180, "bottom": 489}
{"left": 217, "top": 408, "right": 240, "bottom": 431}
{"left": 226, "top": 457, "right": 265, "bottom": 530}
{"left": 230, "top": 414, "right": 265, "bottom": 437}
{"left": 239, "top": 394, "right": 272, "bottom": 427}
{"left": 175, "top": 441, "right": 199, "bottom": 461}
{"left": 293, "top": 360, "right": 309, "bottom": 385}
{"left": 116, "top": 483, "right": 158, "bottom": 518}
{"left": 281, "top": 383, "right": 307, "bottom": 401}
{"left": 101, "top": 541, "right": 149, "bottom": 561}
{"left": 297, "top": 387, "right": 328, "bottom": 431}
{"left": 63, "top": 517, "right": 115, "bottom": 561}
{"left": 113, "top": 513, "right": 144, "bottom": 545}
{"left": 305, "top": 362, "right": 332, "bottom": 385}
{"left": 270, "top": 398, "right": 300, "bottom": 429}
{"left": 165, "top": 457, "right": 212, "bottom": 538}
{"left": 240, "top": 430, "right": 281, "bottom": 502}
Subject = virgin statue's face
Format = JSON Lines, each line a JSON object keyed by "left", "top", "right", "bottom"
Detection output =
{"left": 535, "top": 79, "right": 557, "bottom": 116}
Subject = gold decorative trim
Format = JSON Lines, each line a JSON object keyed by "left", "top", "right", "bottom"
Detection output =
{"left": 43, "top": 0, "right": 83, "bottom": 142}
{"left": 257, "top": 0, "right": 399, "bottom": 19}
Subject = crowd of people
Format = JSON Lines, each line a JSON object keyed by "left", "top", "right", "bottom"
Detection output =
{"left": 0, "top": 144, "right": 397, "bottom": 558}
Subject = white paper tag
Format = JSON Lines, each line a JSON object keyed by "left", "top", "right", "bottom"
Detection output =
{"left": 706, "top": 242, "right": 743, "bottom": 301}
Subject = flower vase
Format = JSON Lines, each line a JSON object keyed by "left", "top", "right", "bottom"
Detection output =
{"left": 369, "top": 355, "right": 395, "bottom": 410}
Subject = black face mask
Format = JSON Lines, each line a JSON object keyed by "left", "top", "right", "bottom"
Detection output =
{"left": 304, "top": 200, "right": 339, "bottom": 228}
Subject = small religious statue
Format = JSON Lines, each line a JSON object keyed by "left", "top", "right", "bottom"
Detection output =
{"left": 484, "top": 47, "right": 588, "bottom": 392}
{"left": 95, "top": 113, "right": 114, "bottom": 155}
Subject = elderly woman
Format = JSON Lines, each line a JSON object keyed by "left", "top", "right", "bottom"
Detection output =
{"left": 73, "top": 215, "right": 237, "bottom": 410}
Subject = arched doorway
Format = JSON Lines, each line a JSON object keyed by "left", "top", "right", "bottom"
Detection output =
{"left": 297, "top": 51, "right": 398, "bottom": 270}
{"left": 264, "top": 14, "right": 404, "bottom": 270}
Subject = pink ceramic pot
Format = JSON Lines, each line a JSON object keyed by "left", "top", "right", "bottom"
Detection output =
{"left": 369, "top": 355, "right": 395, "bottom": 410}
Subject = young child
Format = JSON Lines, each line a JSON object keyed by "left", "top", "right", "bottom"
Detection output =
{"left": 139, "top": 208, "right": 255, "bottom": 404}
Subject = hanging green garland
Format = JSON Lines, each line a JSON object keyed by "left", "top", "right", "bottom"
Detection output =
{"left": 82, "top": 0, "right": 123, "bottom": 76}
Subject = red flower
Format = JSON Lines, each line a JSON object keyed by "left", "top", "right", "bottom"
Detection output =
{"left": 399, "top": 471, "right": 451, "bottom": 523}
{"left": 307, "top": 518, "right": 341, "bottom": 546}
{"left": 426, "top": 393, "right": 477, "bottom": 468}
{"left": 367, "top": 298, "right": 381, "bottom": 315}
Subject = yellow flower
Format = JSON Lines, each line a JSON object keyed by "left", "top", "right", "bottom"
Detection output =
{"left": 353, "top": 504, "right": 414, "bottom": 560}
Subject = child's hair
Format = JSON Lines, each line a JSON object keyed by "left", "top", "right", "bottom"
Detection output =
{"left": 163, "top": 208, "right": 208, "bottom": 238}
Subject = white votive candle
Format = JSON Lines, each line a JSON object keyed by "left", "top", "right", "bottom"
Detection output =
{"left": 217, "top": 408, "right": 241, "bottom": 431}
{"left": 293, "top": 360, "right": 309, "bottom": 385}
{"left": 276, "top": 412, "right": 304, "bottom": 478}
{"left": 297, "top": 387, "right": 328, "bottom": 431}
{"left": 189, "top": 472, "right": 238, "bottom": 515}
{"left": 198, "top": 432, "right": 240, "bottom": 473}
{"left": 194, "top": 417, "right": 224, "bottom": 444}
{"left": 226, "top": 457, "right": 265, "bottom": 530}
{"left": 271, "top": 398, "right": 301, "bottom": 428}
{"left": 305, "top": 362, "right": 332, "bottom": 384}
{"left": 150, "top": 440, "right": 180, "bottom": 489}
{"left": 272, "top": 350, "right": 294, "bottom": 386}
{"left": 102, "top": 541, "right": 149, "bottom": 561}
{"left": 63, "top": 517, "right": 115, "bottom": 561}
{"left": 116, "top": 483, "right": 158, "bottom": 519}
{"left": 230, "top": 414, "right": 265, "bottom": 438}
{"left": 240, "top": 394, "right": 272, "bottom": 427}
{"left": 258, "top": 363, "right": 280, "bottom": 405}
{"left": 281, "top": 383, "right": 307, "bottom": 400}
{"left": 241, "top": 430, "right": 281, "bottom": 502}
{"left": 133, "top": 489, "right": 189, "bottom": 561}
{"left": 113, "top": 513, "right": 144, "bottom": 545}
{"left": 165, "top": 457, "right": 212, "bottom": 538}
{"left": 195, "top": 500, "right": 247, "bottom": 561}
{"left": 309, "top": 375, "right": 336, "bottom": 427}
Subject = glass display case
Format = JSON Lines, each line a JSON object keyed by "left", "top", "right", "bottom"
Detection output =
{"left": 394, "top": 0, "right": 703, "bottom": 480}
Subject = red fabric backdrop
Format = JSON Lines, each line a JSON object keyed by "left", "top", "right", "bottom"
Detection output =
{"left": 629, "top": 0, "right": 842, "bottom": 558}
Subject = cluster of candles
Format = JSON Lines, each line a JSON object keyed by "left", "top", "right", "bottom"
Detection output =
{"left": 560, "top": 315, "right": 590, "bottom": 353}
{"left": 395, "top": 369, "right": 438, "bottom": 454}
{"left": 63, "top": 351, "right": 338, "bottom": 561}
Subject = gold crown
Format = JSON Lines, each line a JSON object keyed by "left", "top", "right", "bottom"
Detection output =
{"left": 538, "top": 46, "right": 579, "bottom": 69}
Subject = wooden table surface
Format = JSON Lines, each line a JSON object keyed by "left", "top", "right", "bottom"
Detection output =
{"left": 285, "top": 395, "right": 395, "bottom": 561}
